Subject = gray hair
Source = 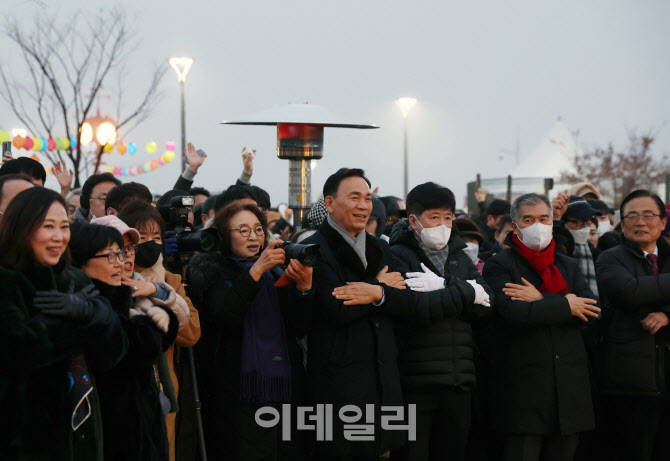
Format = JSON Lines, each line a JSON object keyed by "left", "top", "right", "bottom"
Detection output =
{"left": 66, "top": 188, "right": 82, "bottom": 202}
{"left": 510, "top": 193, "right": 553, "bottom": 222}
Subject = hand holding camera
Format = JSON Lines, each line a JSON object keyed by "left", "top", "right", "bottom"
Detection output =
{"left": 284, "top": 259, "right": 313, "bottom": 290}
{"left": 249, "top": 240, "right": 286, "bottom": 281}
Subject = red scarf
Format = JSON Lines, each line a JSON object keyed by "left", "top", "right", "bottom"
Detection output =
{"left": 511, "top": 233, "right": 568, "bottom": 295}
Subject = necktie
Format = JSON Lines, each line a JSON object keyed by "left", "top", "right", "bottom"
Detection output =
{"left": 646, "top": 253, "right": 659, "bottom": 276}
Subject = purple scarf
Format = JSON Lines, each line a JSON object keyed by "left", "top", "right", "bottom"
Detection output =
{"left": 235, "top": 259, "right": 291, "bottom": 405}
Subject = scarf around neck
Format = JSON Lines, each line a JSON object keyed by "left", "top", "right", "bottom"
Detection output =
{"left": 511, "top": 233, "right": 568, "bottom": 295}
{"left": 234, "top": 259, "right": 291, "bottom": 405}
{"left": 327, "top": 214, "right": 367, "bottom": 268}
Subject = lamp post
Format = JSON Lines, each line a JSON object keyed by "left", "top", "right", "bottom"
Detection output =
{"left": 396, "top": 97, "right": 417, "bottom": 198}
{"left": 169, "top": 57, "right": 194, "bottom": 172}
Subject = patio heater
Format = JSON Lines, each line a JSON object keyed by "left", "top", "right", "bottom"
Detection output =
{"left": 221, "top": 103, "right": 379, "bottom": 229}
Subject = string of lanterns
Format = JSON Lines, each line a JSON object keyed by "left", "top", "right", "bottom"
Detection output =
{"left": 0, "top": 130, "right": 177, "bottom": 176}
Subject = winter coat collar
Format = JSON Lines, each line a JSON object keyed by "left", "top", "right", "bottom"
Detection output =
{"left": 620, "top": 232, "right": 670, "bottom": 265}
{"left": 318, "top": 218, "right": 384, "bottom": 279}
{"left": 91, "top": 278, "right": 133, "bottom": 318}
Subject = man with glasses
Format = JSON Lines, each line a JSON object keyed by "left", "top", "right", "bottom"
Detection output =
{"left": 555, "top": 195, "right": 603, "bottom": 297}
{"left": 596, "top": 189, "right": 670, "bottom": 460}
{"left": 75, "top": 173, "right": 121, "bottom": 223}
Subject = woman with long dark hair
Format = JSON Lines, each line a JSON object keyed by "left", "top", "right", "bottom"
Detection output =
{"left": 69, "top": 222, "right": 179, "bottom": 461}
{"left": 188, "top": 202, "right": 313, "bottom": 460}
{"left": 0, "top": 187, "right": 126, "bottom": 461}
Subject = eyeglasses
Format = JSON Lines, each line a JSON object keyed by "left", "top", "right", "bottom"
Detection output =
{"left": 229, "top": 225, "right": 265, "bottom": 238}
{"left": 622, "top": 213, "right": 662, "bottom": 223}
{"left": 89, "top": 195, "right": 107, "bottom": 202}
{"left": 90, "top": 250, "right": 127, "bottom": 263}
{"left": 125, "top": 244, "right": 138, "bottom": 255}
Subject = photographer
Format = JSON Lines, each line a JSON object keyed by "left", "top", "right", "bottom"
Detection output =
{"left": 188, "top": 203, "right": 313, "bottom": 461}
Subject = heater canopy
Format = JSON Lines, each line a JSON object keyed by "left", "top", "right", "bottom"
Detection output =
{"left": 221, "top": 103, "right": 379, "bottom": 160}
{"left": 220, "top": 103, "right": 379, "bottom": 129}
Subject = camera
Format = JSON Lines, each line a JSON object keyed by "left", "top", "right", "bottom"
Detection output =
{"left": 276, "top": 241, "right": 320, "bottom": 267}
{"left": 165, "top": 195, "right": 221, "bottom": 253}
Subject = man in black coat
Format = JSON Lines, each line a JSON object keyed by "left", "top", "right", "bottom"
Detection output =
{"left": 304, "top": 168, "right": 432, "bottom": 461}
{"left": 596, "top": 189, "right": 670, "bottom": 461}
{"left": 482, "top": 192, "right": 599, "bottom": 461}
{"left": 389, "top": 182, "right": 493, "bottom": 461}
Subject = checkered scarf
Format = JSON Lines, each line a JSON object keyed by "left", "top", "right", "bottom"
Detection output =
{"left": 572, "top": 243, "right": 599, "bottom": 297}
{"left": 414, "top": 233, "right": 449, "bottom": 277}
{"left": 306, "top": 198, "right": 328, "bottom": 229}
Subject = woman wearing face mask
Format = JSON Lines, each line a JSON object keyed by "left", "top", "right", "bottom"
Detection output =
{"left": 187, "top": 203, "right": 313, "bottom": 461}
{"left": 69, "top": 222, "right": 178, "bottom": 461}
{"left": 117, "top": 200, "right": 201, "bottom": 461}
{"left": 483, "top": 193, "right": 600, "bottom": 461}
{"left": 0, "top": 187, "right": 126, "bottom": 461}
{"left": 453, "top": 217, "right": 487, "bottom": 274}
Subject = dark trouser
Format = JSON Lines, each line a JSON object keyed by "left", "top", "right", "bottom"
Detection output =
{"left": 601, "top": 394, "right": 670, "bottom": 461}
{"left": 502, "top": 433, "right": 579, "bottom": 461}
{"left": 394, "top": 387, "right": 471, "bottom": 461}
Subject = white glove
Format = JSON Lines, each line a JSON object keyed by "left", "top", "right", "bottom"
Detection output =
{"left": 405, "top": 263, "right": 445, "bottom": 292}
{"left": 467, "top": 280, "right": 491, "bottom": 307}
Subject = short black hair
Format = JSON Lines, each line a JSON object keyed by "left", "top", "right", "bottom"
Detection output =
{"left": 69, "top": 222, "right": 124, "bottom": 268}
{"left": 0, "top": 174, "right": 33, "bottom": 206}
{"left": 406, "top": 182, "right": 456, "bottom": 217}
{"left": 190, "top": 186, "right": 210, "bottom": 198}
{"left": 80, "top": 173, "right": 121, "bottom": 211}
{"left": 620, "top": 189, "right": 666, "bottom": 219}
{"left": 248, "top": 185, "right": 271, "bottom": 209}
{"left": 105, "top": 182, "right": 152, "bottom": 213}
{"left": 214, "top": 185, "right": 255, "bottom": 212}
{"left": 495, "top": 214, "right": 513, "bottom": 234}
{"left": 201, "top": 194, "right": 218, "bottom": 216}
{"left": 0, "top": 157, "right": 47, "bottom": 185}
{"left": 117, "top": 199, "right": 166, "bottom": 237}
{"left": 486, "top": 198, "right": 511, "bottom": 217}
{"left": 322, "top": 168, "right": 371, "bottom": 198}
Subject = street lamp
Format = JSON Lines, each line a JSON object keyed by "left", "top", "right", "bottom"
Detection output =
{"left": 396, "top": 97, "right": 417, "bottom": 198}
{"left": 169, "top": 57, "right": 194, "bottom": 172}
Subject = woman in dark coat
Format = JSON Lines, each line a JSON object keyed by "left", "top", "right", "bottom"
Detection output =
{"left": 188, "top": 202, "right": 313, "bottom": 461}
{"left": 0, "top": 187, "right": 127, "bottom": 461}
{"left": 69, "top": 222, "right": 178, "bottom": 461}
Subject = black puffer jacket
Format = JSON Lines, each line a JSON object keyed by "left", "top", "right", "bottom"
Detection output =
{"left": 482, "top": 235, "right": 597, "bottom": 435}
{"left": 389, "top": 220, "right": 493, "bottom": 390}
{"left": 596, "top": 235, "right": 670, "bottom": 396}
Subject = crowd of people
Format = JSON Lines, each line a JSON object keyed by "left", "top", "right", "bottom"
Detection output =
{"left": 0, "top": 143, "right": 669, "bottom": 461}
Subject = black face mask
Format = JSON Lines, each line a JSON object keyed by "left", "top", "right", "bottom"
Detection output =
{"left": 135, "top": 240, "right": 162, "bottom": 269}
{"left": 383, "top": 222, "right": 395, "bottom": 237}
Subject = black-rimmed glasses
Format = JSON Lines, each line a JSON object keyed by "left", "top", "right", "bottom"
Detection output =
{"left": 229, "top": 225, "right": 265, "bottom": 238}
{"left": 90, "top": 250, "right": 127, "bottom": 264}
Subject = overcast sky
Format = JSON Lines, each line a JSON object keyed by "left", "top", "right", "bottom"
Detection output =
{"left": 3, "top": 0, "right": 669, "bottom": 206}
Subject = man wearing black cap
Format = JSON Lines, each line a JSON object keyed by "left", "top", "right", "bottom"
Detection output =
{"left": 556, "top": 195, "right": 602, "bottom": 297}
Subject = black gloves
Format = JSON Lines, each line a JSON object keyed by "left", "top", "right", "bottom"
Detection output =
{"left": 34, "top": 281, "right": 101, "bottom": 322}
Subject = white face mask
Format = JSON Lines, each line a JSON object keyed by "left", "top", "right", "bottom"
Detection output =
{"left": 597, "top": 220, "right": 612, "bottom": 236}
{"left": 568, "top": 227, "right": 591, "bottom": 245}
{"left": 463, "top": 242, "right": 479, "bottom": 261}
{"left": 413, "top": 215, "right": 451, "bottom": 250}
{"left": 517, "top": 222, "right": 553, "bottom": 251}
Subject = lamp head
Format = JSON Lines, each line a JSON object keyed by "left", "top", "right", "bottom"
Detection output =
{"left": 169, "top": 57, "right": 194, "bottom": 82}
{"left": 396, "top": 97, "right": 417, "bottom": 118}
